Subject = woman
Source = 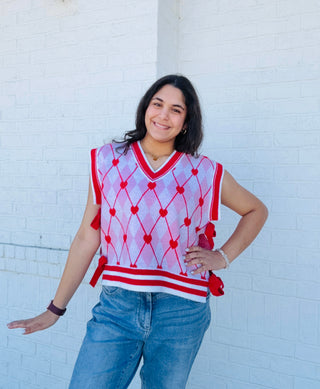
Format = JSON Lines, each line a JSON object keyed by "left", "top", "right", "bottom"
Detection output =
{"left": 8, "top": 74, "right": 268, "bottom": 388}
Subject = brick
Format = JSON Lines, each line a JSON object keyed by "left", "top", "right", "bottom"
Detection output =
{"left": 294, "top": 377, "right": 320, "bottom": 389}
{"left": 279, "top": 297, "right": 300, "bottom": 341}
{"left": 277, "top": 30, "right": 320, "bottom": 50}
{"left": 21, "top": 354, "right": 50, "bottom": 374}
{"left": 36, "top": 344, "right": 67, "bottom": 363}
{"left": 250, "top": 367, "right": 294, "bottom": 389}
{"left": 213, "top": 327, "right": 251, "bottom": 348}
{"left": 295, "top": 343, "right": 320, "bottom": 364}
{"left": 227, "top": 382, "right": 269, "bottom": 389}
{"left": 270, "top": 262, "right": 298, "bottom": 281}
{"left": 257, "top": 84, "right": 300, "bottom": 100}
{"left": 297, "top": 182, "right": 320, "bottom": 199}
{"left": 229, "top": 346, "right": 270, "bottom": 369}
{"left": 271, "top": 355, "right": 317, "bottom": 379}
{"left": 247, "top": 292, "right": 265, "bottom": 334}
{"left": 299, "top": 148, "right": 320, "bottom": 164}
{"left": 250, "top": 335, "right": 295, "bottom": 357}
{"left": 212, "top": 360, "right": 250, "bottom": 381}
{"left": 297, "top": 281, "right": 320, "bottom": 300}
{"left": 254, "top": 181, "right": 298, "bottom": 198}
{"left": 36, "top": 372, "right": 68, "bottom": 389}
{"left": 253, "top": 276, "right": 296, "bottom": 297}
{"left": 254, "top": 148, "right": 299, "bottom": 164}
{"left": 263, "top": 295, "right": 282, "bottom": 337}
{"left": 299, "top": 300, "right": 319, "bottom": 344}
{"left": 8, "top": 336, "right": 36, "bottom": 356}
{"left": 5, "top": 245, "right": 15, "bottom": 259}
{"left": 51, "top": 360, "right": 74, "bottom": 380}
{"left": 272, "top": 198, "right": 318, "bottom": 215}
{"left": 11, "top": 231, "right": 41, "bottom": 247}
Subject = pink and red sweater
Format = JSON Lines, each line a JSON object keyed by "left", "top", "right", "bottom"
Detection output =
{"left": 90, "top": 141, "right": 224, "bottom": 303}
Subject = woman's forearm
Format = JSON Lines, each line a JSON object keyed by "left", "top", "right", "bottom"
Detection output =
{"left": 220, "top": 202, "right": 268, "bottom": 263}
{"left": 218, "top": 170, "right": 268, "bottom": 264}
{"left": 52, "top": 232, "right": 100, "bottom": 310}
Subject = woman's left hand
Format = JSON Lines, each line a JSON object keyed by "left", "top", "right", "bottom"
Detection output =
{"left": 184, "top": 247, "right": 226, "bottom": 275}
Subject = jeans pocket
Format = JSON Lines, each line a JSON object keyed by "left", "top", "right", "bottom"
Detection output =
{"left": 102, "top": 285, "right": 121, "bottom": 295}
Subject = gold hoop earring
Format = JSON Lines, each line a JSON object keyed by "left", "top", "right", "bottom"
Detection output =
{"left": 181, "top": 127, "right": 187, "bottom": 135}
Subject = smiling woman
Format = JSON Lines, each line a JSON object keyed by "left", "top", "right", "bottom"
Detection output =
{"left": 121, "top": 74, "right": 204, "bottom": 157}
{"left": 142, "top": 84, "right": 187, "bottom": 165}
{"left": 7, "top": 74, "right": 268, "bottom": 389}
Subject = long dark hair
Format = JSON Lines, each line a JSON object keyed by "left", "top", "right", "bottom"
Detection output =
{"left": 116, "top": 74, "right": 203, "bottom": 156}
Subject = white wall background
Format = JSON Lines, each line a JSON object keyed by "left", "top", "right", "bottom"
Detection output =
{"left": 1, "top": 0, "right": 319, "bottom": 388}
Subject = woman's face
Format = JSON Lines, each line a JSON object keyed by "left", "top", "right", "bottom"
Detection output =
{"left": 144, "top": 84, "right": 187, "bottom": 147}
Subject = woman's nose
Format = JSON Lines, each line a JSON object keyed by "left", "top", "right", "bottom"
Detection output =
{"left": 158, "top": 107, "right": 169, "bottom": 119}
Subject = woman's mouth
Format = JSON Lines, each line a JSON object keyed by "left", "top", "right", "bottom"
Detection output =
{"left": 153, "top": 121, "right": 170, "bottom": 130}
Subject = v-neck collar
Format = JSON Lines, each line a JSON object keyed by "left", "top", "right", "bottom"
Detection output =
{"left": 131, "top": 141, "right": 183, "bottom": 181}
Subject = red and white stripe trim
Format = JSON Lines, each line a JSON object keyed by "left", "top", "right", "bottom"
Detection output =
{"left": 210, "top": 162, "right": 224, "bottom": 220}
{"left": 102, "top": 265, "right": 209, "bottom": 302}
{"left": 90, "top": 148, "right": 101, "bottom": 204}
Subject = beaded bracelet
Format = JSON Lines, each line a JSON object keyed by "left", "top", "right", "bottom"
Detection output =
{"left": 216, "top": 248, "right": 231, "bottom": 269}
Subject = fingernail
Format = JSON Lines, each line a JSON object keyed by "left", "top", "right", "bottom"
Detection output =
{"left": 185, "top": 248, "right": 190, "bottom": 252}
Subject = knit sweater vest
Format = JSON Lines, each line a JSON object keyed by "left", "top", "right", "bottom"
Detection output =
{"left": 90, "top": 141, "right": 224, "bottom": 303}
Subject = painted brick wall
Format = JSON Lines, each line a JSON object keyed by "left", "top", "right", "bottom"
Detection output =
{"left": 1, "top": 0, "right": 320, "bottom": 388}
{"left": 179, "top": 1, "right": 320, "bottom": 389}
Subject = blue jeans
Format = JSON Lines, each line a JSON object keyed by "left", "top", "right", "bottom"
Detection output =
{"left": 69, "top": 286, "right": 211, "bottom": 389}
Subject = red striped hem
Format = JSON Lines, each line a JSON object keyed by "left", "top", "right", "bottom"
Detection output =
{"left": 210, "top": 162, "right": 223, "bottom": 220}
{"left": 132, "top": 142, "right": 183, "bottom": 181}
{"left": 90, "top": 148, "right": 101, "bottom": 204}
{"left": 103, "top": 265, "right": 209, "bottom": 287}
{"left": 102, "top": 274, "right": 208, "bottom": 298}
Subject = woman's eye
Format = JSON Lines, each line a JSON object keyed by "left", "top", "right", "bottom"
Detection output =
{"left": 172, "top": 109, "right": 181, "bottom": 114}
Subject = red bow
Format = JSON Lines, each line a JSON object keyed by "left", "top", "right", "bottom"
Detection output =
{"left": 198, "top": 223, "right": 224, "bottom": 296}
{"left": 89, "top": 256, "right": 108, "bottom": 287}
{"left": 90, "top": 208, "right": 101, "bottom": 230}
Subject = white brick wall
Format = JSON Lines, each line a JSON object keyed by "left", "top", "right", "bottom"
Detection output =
{"left": 1, "top": 0, "right": 320, "bottom": 388}
{"left": 178, "top": 1, "right": 320, "bottom": 389}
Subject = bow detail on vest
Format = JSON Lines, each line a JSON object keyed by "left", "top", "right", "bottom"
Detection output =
{"left": 89, "top": 256, "right": 108, "bottom": 287}
{"left": 90, "top": 208, "right": 101, "bottom": 230}
{"left": 198, "top": 223, "right": 224, "bottom": 297}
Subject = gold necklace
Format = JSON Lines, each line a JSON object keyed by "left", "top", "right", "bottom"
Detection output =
{"left": 147, "top": 152, "right": 171, "bottom": 161}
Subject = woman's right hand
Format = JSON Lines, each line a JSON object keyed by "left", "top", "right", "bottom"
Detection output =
{"left": 7, "top": 310, "right": 60, "bottom": 335}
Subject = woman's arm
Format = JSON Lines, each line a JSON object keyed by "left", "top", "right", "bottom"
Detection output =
{"left": 185, "top": 170, "right": 268, "bottom": 274}
{"left": 7, "top": 180, "right": 101, "bottom": 334}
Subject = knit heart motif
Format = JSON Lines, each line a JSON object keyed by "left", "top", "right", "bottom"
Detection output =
{"left": 170, "top": 239, "right": 178, "bottom": 249}
{"left": 184, "top": 217, "right": 191, "bottom": 226}
{"left": 144, "top": 234, "right": 152, "bottom": 244}
{"left": 176, "top": 186, "right": 185, "bottom": 194}
{"left": 148, "top": 182, "right": 156, "bottom": 190}
{"left": 131, "top": 206, "right": 139, "bottom": 214}
{"left": 120, "top": 181, "right": 128, "bottom": 189}
{"left": 112, "top": 159, "right": 119, "bottom": 166}
{"left": 191, "top": 168, "right": 198, "bottom": 175}
{"left": 159, "top": 209, "right": 168, "bottom": 217}
{"left": 109, "top": 208, "right": 116, "bottom": 216}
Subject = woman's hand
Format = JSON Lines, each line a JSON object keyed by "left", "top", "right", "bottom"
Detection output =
{"left": 7, "top": 310, "right": 60, "bottom": 335}
{"left": 184, "top": 247, "right": 226, "bottom": 275}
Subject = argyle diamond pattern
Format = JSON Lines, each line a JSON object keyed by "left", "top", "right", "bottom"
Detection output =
{"left": 91, "top": 142, "right": 223, "bottom": 285}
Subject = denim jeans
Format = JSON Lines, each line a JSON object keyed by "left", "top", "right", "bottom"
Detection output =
{"left": 69, "top": 286, "right": 211, "bottom": 389}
